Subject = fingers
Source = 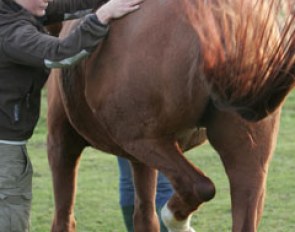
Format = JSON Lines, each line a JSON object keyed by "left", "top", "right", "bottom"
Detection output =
{"left": 112, "top": 0, "right": 143, "bottom": 18}
{"left": 128, "top": 0, "right": 144, "bottom": 7}
{"left": 121, "top": 0, "right": 144, "bottom": 13}
{"left": 96, "top": 0, "right": 144, "bottom": 25}
{"left": 125, "top": 5, "right": 140, "bottom": 13}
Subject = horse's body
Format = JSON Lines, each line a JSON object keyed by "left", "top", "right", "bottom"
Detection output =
{"left": 47, "top": 0, "right": 294, "bottom": 231}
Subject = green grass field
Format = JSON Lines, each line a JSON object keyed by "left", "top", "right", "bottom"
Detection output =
{"left": 28, "top": 91, "right": 295, "bottom": 232}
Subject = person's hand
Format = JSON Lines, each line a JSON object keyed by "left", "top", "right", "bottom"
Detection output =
{"left": 96, "top": 0, "right": 144, "bottom": 25}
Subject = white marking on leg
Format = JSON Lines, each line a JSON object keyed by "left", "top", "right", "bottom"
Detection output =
{"left": 161, "top": 203, "right": 196, "bottom": 232}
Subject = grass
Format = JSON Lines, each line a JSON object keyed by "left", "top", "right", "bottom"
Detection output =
{"left": 28, "top": 91, "right": 295, "bottom": 232}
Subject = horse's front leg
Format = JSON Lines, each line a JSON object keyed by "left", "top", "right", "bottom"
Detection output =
{"left": 130, "top": 161, "right": 160, "bottom": 232}
{"left": 47, "top": 119, "right": 86, "bottom": 232}
{"left": 207, "top": 110, "right": 280, "bottom": 232}
{"left": 47, "top": 80, "right": 88, "bottom": 232}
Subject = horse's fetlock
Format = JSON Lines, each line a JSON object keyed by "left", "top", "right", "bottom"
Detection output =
{"left": 161, "top": 203, "right": 195, "bottom": 232}
{"left": 197, "top": 177, "right": 216, "bottom": 202}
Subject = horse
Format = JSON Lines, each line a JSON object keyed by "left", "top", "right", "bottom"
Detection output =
{"left": 46, "top": 0, "right": 295, "bottom": 231}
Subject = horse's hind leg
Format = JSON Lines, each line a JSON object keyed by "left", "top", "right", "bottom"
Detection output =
{"left": 207, "top": 110, "right": 280, "bottom": 232}
{"left": 130, "top": 161, "right": 160, "bottom": 232}
{"left": 123, "top": 139, "right": 216, "bottom": 231}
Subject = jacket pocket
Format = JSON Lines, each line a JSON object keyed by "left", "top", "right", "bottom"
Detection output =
{"left": 9, "top": 89, "right": 40, "bottom": 135}
{"left": 11, "top": 86, "right": 33, "bottom": 123}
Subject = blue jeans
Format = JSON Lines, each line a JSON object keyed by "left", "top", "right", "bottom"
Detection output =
{"left": 117, "top": 157, "right": 173, "bottom": 207}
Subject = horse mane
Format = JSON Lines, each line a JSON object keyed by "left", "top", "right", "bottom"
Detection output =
{"left": 185, "top": 0, "right": 295, "bottom": 116}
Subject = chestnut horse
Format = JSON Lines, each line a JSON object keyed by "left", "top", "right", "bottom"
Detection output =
{"left": 47, "top": 0, "right": 295, "bottom": 231}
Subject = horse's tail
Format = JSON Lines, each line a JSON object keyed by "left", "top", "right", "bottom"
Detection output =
{"left": 185, "top": 0, "right": 295, "bottom": 120}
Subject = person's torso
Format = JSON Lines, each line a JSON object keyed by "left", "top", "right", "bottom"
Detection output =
{"left": 0, "top": 0, "right": 49, "bottom": 140}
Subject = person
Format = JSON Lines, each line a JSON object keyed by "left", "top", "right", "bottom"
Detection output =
{"left": 0, "top": 0, "right": 143, "bottom": 231}
{"left": 118, "top": 157, "right": 174, "bottom": 232}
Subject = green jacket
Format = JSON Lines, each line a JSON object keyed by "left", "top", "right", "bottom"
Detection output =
{"left": 0, "top": 0, "right": 108, "bottom": 140}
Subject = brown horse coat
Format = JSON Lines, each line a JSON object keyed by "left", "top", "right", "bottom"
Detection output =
{"left": 47, "top": 0, "right": 294, "bottom": 231}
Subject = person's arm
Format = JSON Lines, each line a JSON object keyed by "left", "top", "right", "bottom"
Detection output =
{"left": 2, "top": 15, "right": 107, "bottom": 68}
{"left": 44, "top": 0, "right": 108, "bottom": 25}
{"left": 2, "top": 0, "right": 143, "bottom": 68}
{"left": 46, "top": 0, "right": 107, "bottom": 15}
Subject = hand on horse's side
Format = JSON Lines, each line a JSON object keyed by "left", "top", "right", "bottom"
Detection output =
{"left": 96, "top": 0, "right": 144, "bottom": 25}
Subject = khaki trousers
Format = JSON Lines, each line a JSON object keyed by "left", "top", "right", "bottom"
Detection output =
{"left": 0, "top": 144, "right": 33, "bottom": 232}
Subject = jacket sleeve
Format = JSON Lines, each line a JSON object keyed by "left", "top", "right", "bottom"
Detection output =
{"left": 45, "top": 0, "right": 108, "bottom": 24}
{"left": 2, "top": 14, "right": 109, "bottom": 68}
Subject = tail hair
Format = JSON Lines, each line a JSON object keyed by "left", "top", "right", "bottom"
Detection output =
{"left": 185, "top": 0, "right": 295, "bottom": 112}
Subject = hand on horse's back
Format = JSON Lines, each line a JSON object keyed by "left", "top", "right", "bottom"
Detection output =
{"left": 96, "top": 0, "right": 144, "bottom": 25}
